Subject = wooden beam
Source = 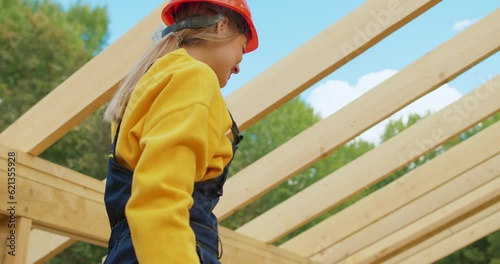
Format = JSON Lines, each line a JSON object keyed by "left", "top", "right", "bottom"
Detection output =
{"left": 396, "top": 206, "right": 500, "bottom": 264}
{"left": 331, "top": 176, "right": 500, "bottom": 264}
{"left": 94, "top": 226, "right": 319, "bottom": 264}
{"left": 226, "top": 0, "right": 441, "bottom": 131}
{"left": 219, "top": 227, "right": 317, "bottom": 264}
{"left": 238, "top": 74, "right": 500, "bottom": 243}
{"left": 280, "top": 122, "right": 500, "bottom": 257}
{"left": 0, "top": 149, "right": 105, "bottom": 203}
{"left": 384, "top": 201, "right": 500, "bottom": 264}
{"left": 100, "top": 227, "right": 318, "bottom": 264}
{"left": 215, "top": 8, "right": 500, "bottom": 221}
{"left": 0, "top": 3, "right": 165, "bottom": 155}
{"left": 0, "top": 217, "right": 32, "bottom": 264}
{"left": 312, "top": 153, "right": 500, "bottom": 263}
{"left": 0, "top": 149, "right": 105, "bottom": 263}
{"left": 0, "top": 147, "right": 312, "bottom": 264}
{"left": 0, "top": 146, "right": 316, "bottom": 263}
{"left": 0, "top": 155, "right": 110, "bottom": 247}
{"left": 27, "top": 230, "right": 74, "bottom": 264}
{"left": 0, "top": 146, "right": 108, "bottom": 248}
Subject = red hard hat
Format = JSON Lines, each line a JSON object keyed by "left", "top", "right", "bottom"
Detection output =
{"left": 162, "top": 0, "right": 258, "bottom": 53}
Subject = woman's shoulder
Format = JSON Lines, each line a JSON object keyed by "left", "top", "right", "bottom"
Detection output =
{"left": 155, "top": 48, "right": 216, "bottom": 80}
{"left": 138, "top": 49, "right": 219, "bottom": 106}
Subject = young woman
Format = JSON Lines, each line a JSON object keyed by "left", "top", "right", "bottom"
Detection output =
{"left": 102, "top": 1, "right": 258, "bottom": 263}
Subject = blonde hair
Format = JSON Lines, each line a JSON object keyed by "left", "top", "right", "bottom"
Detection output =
{"left": 104, "top": 2, "right": 245, "bottom": 123}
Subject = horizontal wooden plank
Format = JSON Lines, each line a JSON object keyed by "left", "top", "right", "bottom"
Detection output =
{"left": 219, "top": 227, "right": 317, "bottom": 264}
{"left": 215, "top": 7, "right": 500, "bottom": 221}
{"left": 0, "top": 164, "right": 110, "bottom": 246}
{"left": 0, "top": 143, "right": 311, "bottom": 263}
{"left": 0, "top": 146, "right": 105, "bottom": 203}
{"left": 384, "top": 201, "right": 500, "bottom": 264}
{"left": 0, "top": 3, "right": 165, "bottom": 155}
{"left": 99, "top": 227, "right": 317, "bottom": 264}
{"left": 0, "top": 150, "right": 309, "bottom": 263}
{"left": 281, "top": 121, "right": 500, "bottom": 257}
{"left": 26, "top": 226, "right": 318, "bottom": 264}
{"left": 332, "top": 176, "right": 500, "bottom": 264}
{"left": 0, "top": 145, "right": 105, "bottom": 262}
{"left": 237, "top": 74, "right": 500, "bottom": 243}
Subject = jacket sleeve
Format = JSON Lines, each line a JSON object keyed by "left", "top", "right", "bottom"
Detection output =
{"left": 125, "top": 67, "right": 219, "bottom": 263}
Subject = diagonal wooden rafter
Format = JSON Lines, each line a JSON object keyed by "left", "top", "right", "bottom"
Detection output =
{"left": 281, "top": 121, "right": 500, "bottom": 258}
{"left": 238, "top": 73, "right": 500, "bottom": 243}
{"left": 392, "top": 203, "right": 500, "bottom": 264}
{"left": 0, "top": 0, "right": 440, "bottom": 156}
{"left": 226, "top": 0, "right": 441, "bottom": 131}
{"left": 313, "top": 145, "right": 500, "bottom": 262}
{"left": 332, "top": 176, "right": 500, "bottom": 264}
{"left": 384, "top": 199, "right": 500, "bottom": 263}
{"left": 215, "top": 8, "right": 500, "bottom": 221}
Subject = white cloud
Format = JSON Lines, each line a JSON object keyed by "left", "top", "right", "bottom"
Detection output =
{"left": 307, "top": 69, "right": 397, "bottom": 119}
{"left": 306, "top": 70, "right": 463, "bottom": 144}
{"left": 452, "top": 19, "right": 478, "bottom": 31}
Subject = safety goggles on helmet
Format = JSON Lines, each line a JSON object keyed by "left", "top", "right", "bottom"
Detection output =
{"left": 161, "top": 13, "right": 249, "bottom": 40}
{"left": 161, "top": 0, "right": 258, "bottom": 53}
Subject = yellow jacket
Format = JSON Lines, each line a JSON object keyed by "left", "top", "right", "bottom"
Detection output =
{"left": 112, "top": 48, "right": 233, "bottom": 263}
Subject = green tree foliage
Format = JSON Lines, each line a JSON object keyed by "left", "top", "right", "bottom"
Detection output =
{"left": 488, "top": 231, "right": 500, "bottom": 264}
{"left": 0, "top": 0, "right": 108, "bottom": 130}
{"left": 0, "top": 0, "right": 110, "bottom": 263}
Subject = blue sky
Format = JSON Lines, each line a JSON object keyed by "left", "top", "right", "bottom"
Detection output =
{"left": 56, "top": 0, "right": 499, "bottom": 142}
{"left": 55, "top": 1, "right": 499, "bottom": 94}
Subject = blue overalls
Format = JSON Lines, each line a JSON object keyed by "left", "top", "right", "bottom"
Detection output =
{"left": 104, "top": 115, "right": 242, "bottom": 264}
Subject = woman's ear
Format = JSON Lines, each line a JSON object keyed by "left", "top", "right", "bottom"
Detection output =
{"left": 216, "top": 17, "right": 230, "bottom": 34}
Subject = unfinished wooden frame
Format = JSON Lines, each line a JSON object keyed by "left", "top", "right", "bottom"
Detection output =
{"left": 0, "top": 0, "right": 498, "bottom": 263}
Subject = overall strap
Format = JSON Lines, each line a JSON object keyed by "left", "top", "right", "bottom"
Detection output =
{"left": 228, "top": 112, "right": 243, "bottom": 145}
{"left": 110, "top": 122, "right": 122, "bottom": 159}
